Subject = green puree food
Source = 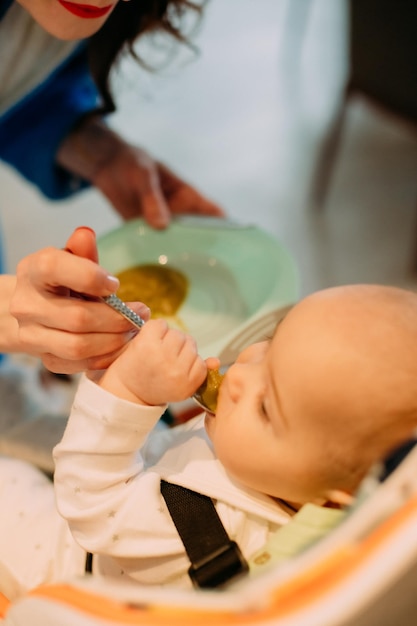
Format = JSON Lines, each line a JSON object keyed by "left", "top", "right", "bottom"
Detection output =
{"left": 116, "top": 264, "right": 188, "bottom": 318}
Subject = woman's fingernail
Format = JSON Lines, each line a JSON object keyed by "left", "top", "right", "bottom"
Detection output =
{"left": 76, "top": 226, "right": 96, "bottom": 236}
{"left": 105, "top": 275, "right": 120, "bottom": 292}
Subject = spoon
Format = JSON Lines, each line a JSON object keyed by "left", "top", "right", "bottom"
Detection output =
{"left": 102, "top": 294, "right": 222, "bottom": 413}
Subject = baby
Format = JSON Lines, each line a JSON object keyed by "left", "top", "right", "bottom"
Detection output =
{"left": 1, "top": 283, "right": 417, "bottom": 599}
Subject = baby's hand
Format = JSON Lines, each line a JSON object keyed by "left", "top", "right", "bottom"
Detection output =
{"left": 99, "top": 319, "right": 208, "bottom": 405}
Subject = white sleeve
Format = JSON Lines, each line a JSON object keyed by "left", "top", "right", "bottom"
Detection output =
{"left": 53, "top": 375, "right": 192, "bottom": 583}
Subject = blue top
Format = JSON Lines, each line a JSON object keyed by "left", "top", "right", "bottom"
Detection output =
{"left": 0, "top": 0, "right": 102, "bottom": 200}
{"left": 0, "top": 0, "right": 103, "bottom": 355}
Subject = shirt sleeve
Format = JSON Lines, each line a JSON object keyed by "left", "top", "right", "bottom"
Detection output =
{"left": 53, "top": 375, "right": 195, "bottom": 584}
{"left": 0, "top": 43, "right": 100, "bottom": 199}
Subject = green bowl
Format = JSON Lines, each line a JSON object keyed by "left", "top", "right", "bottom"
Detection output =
{"left": 97, "top": 217, "right": 299, "bottom": 358}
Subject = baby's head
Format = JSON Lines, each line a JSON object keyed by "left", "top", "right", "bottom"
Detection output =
{"left": 205, "top": 285, "right": 417, "bottom": 506}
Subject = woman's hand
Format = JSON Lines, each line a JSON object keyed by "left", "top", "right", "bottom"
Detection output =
{"left": 57, "top": 117, "right": 225, "bottom": 228}
{"left": 9, "top": 227, "right": 150, "bottom": 374}
{"left": 99, "top": 318, "right": 212, "bottom": 406}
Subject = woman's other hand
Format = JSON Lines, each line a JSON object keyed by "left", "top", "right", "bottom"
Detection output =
{"left": 57, "top": 118, "right": 225, "bottom": 229}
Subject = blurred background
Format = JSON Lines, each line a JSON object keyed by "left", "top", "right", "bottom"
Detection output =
{"left": 1, "top": 0, "right": 417, "bottom": 298}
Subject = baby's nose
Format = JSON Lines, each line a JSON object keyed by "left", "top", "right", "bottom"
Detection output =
{"left": 223, "top": 362, "right": 249, "bottom": 402}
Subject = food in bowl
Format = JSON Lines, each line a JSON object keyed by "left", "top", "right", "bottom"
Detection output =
{"left": 116, "top": 264, "right": 189, "bottom": 319}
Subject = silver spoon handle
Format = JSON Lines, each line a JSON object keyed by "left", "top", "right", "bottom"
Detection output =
{"left": 101, "top": 294, "right": 145, "bottom": 330}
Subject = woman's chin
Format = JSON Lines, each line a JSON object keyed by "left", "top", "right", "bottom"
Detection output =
{"left": 18, "top": 1, "right": 113, "bottom": 41}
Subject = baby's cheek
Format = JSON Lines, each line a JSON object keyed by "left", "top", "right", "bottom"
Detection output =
{"left": 204, "top": 419, "right": 221, "bottom": 453}
{"left": 212, "top": 430, "right": 243, "bottom": 474}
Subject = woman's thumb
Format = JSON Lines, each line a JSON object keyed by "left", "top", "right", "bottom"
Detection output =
{"left": 65, "top": 226, "right": 99, "bottom": 263}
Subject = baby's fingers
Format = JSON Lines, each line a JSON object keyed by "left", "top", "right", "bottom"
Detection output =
{"left": 205, "top": 356, "right": 221, "bottom": 370}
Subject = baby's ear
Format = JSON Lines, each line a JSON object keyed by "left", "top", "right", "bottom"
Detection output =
{"left": 325, "top": 489, "right": 354, "bottom": 507}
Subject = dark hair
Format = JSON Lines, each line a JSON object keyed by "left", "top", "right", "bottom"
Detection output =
{"left": 88, "top": 0, "right": 205, "bottom": 113}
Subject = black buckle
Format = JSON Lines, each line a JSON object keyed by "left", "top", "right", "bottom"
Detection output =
{"left": 188, "top": 541, "right": 249, "bottom": 589}
{"left": 380, "top": 437, "right": 417, "bottom": 481}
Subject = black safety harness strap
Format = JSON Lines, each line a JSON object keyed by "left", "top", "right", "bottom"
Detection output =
{"left": 160, "top": 479, "right": 249, "bottom": 588}
{"left": 86, "top": 481, "right": 249, "bottom": 587}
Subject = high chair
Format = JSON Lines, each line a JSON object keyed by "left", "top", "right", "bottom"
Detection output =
{"left": 2, "top": 436, "right": 417, "bottom": 626}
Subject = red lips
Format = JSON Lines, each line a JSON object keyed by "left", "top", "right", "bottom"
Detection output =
{"left": 57, "top": 0, "right": 113, "bottom": 18}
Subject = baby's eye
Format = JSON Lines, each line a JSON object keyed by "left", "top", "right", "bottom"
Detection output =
{"left": 259, "top": 399, "right": 269, "bottom": 421}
